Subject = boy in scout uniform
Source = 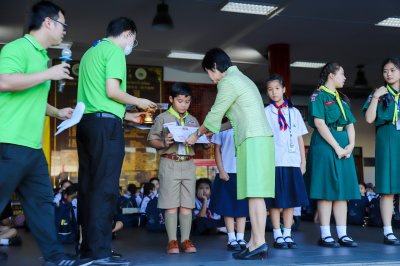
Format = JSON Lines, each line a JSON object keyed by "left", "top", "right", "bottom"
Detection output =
{"left": 148, "top": 83, "right": 203, "bottom": 254}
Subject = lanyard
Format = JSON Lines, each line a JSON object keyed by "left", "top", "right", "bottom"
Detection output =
{"left": 386, "top": 84, "right": 400, "bottom": 125}
{"left": 320, "top": 85, "right": 347, "bottom": 121}
{"left": 167, "top": 107, "right": 189, "bottom": 154}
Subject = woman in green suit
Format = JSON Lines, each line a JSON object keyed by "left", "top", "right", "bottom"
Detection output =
{"left": 363, "top": 57, "right": 400, "bottom": 245}
{"left": 185, "top": 48, "right": 275, "bottom": 260}
{"left": 306, "top": 62, "right": 360, "bottom": 248}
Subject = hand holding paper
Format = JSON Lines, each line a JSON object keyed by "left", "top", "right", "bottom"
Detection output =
{"left": 167, "top": 125, "right": 209, "bottom": 144}
{"left": 55, "top": 102, "right": 85, "bottom": 136}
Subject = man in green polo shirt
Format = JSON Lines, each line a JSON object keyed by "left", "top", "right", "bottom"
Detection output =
{"left": 0, "top": 1, "right": 91, "bottom": 266}
{"left": 76, "top": 17, "right": 155, "bottom": 265}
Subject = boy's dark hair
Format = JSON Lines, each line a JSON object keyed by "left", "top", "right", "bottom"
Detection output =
{"left": 202, "top": 47, "right": 233, "bottom": 73}
{"left": 267, "top": 73, "right": 294, "bottom": 108}
{"left": 106, "top": 17, "right": 137, "bottom": 37}
{"left": 143, "top": 182, "right": 155, "bottom": 197}
{"left": 359, "top": 183, "right": 367, "bottom": 190}
{"left": 196, "top": 178, "right": 211, "bottom": 191}
{"left": 28, "top": 1, "right": 65, "bottom": 32}
{"left": 63, "top": 183, "right": 78, "bottom": 197}
{"left": 149, "top": 177, "right": 160, "bottom": 183}
{"left": 170, "top": 82, "right": 192, "bottom": 98}
{"left": 127, "top": 184, "right": 137, "bottom": 195}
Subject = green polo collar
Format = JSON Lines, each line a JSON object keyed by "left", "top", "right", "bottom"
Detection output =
{"left": 23, "top": 34, "right": 47, "bottom": 53}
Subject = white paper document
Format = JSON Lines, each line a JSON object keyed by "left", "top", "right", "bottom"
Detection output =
{"left": 55, "top": 102, "right": 85, "bottom": 136}
{"left": 167, "top": 125, "right": 209, "bottom": 144}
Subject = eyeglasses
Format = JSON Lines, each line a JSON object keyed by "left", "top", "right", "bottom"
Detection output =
{"left": 49, "top": 17, "right": 68, "bottom": 30}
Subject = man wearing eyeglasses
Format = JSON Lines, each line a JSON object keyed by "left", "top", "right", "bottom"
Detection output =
{"left": 0, "top": 1, "right": 92, "bottom": 266}
{"left": 76, "top": 17, "right": 156, "bottom": 265}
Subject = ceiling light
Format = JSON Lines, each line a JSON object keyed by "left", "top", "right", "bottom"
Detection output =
{"left": 375, "top": 17, "right": 400, "bottom": 28}
{"left": 152, "top": 0, "right": 174, "bottom": 31}
{"left": 221, "top": 1, "right": 278, "bottom": 16}
{"left": 290, "top": 61, "right": 326, "bottom": 69}
{"left": 168, "top": 51, "right": 204, "bottom": 60}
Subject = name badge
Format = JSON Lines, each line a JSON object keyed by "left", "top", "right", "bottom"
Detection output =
{"left": 288, "top": 139, "right": 296, "bottom": 153}
{"left": 396, "top": 119, "right": 400, "bottom": 130}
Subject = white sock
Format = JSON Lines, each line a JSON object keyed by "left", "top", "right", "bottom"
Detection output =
{"left": 236, "top": 233, "right": 244, "bottom": 241}
{"left": 228, "top": 232, "right": 236, "bottom": 243}
{"left": 0, "top": 239, "right": 9, "bottom": 245}
{"left": 336, "top": 226, "right": 351, "bottom": 241}
{"left": 320, "top": 225, "right": 331, "bottom": 239}
{"left": 384, "top": 226, "right": 397, "bottom": 240}
{"left": 283, "top": 228, "right": 293, "bottom": 242}
{"left": 273, "top": 229, "right": 284, "bottom": 243}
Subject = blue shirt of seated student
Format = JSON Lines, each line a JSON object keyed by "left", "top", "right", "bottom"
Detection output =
{"left": 194, "top": 179, "right": 221, "bottom": 220}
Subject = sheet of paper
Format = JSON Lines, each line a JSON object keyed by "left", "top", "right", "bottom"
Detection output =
{"left": 55, "top": 102, "right": 85, "bottom": 136}
{"left": 167, "top": 125, "right": 209, "bottom": 144}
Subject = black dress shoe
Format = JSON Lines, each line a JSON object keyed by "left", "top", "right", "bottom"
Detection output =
{"left": 233, "top": 243, "right": 268, "bottom": 260}
{"left": 318, "top": 236, "right": 340, "bottom": 248}
{"left": 237, "top": 239, "right": 247, "bottom": 250}
{"left": 284, "top": 236, "right": 298, "bottom": 249}
{"left": 338, "top": 235, "right": 358, "bottom": 247}
{"left": 227, "top": 240, "right": 241, "bottom": 252}
{"left": 384, "top": 233, "right": 400, "bottom": 245}
{"left": 273, "top": 237, "right": 288, "bottom": 249}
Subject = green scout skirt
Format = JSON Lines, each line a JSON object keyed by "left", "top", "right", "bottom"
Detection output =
{"left": 236, "top": 136, "right": 275, "bottom": 200}
{"left": 305, "top": 129, "right": 360, "bottom": 200}
{"left": 375, "top": 123, "right": 400, "bottom": 194}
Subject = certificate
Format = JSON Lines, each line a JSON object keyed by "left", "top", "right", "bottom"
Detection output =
{"left": 167, "top": 125, "right": 209, "bottom": 144}
{"left": 55, "top": 102, "right": 85, "bottom": 136}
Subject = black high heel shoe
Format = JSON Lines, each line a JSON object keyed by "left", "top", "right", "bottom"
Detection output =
{"left": 232, "top": 243, "right": 268, "bottom": 260}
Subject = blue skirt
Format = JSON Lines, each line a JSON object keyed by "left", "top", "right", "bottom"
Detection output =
{"left": 210, "top": 173, "right": 249, "bottom": 217}
{"left": 265, "top": 167, "right": 309, "bottom": 208}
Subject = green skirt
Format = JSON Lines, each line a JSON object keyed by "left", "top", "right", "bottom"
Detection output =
{"left": 236, "top": 136, "right": 275, "bottom": 199}
{"left": 375, "top": 123, "right": 400, "bottom": 194}
{"left": 305, "top": 129, "right": 360, "bottom": 200}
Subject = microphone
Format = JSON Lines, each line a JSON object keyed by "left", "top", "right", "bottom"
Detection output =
{"left": 58, "top": 47, "right": 72, "bottom": 93}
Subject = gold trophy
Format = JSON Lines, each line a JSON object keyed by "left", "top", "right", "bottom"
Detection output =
{"left": 143, "top": 107, "right": 158, "bottom": 124}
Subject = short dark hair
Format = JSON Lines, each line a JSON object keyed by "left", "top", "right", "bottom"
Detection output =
{"left": 106, "top": 17, "right": 137, "bottom": 37}
{"left": 196, "top": 178, "right": 211, "bottom": 191}
{"left": 170, "top": 82, "right": 192, "bottom": 98}
{"left": 28, "top": 1, "right": 65, "bottom": 32}
{"left": 149, "top": 177, "right": 160, "bottom": 183}
{"left": 143, "top": 182, "right": 155, "bottom": 197}
{"left": 63, "top": 183, "right": 78, "bottom": 197}
{"left": 127, "top": 184, "right": 137, "bottom": 194}
{"left": 202, "top": 48, "right": 233, "bottom": 73}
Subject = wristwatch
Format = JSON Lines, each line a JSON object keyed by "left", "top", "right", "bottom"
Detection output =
{"left": 196, "top": 129, "right": 202, "bottom": 137}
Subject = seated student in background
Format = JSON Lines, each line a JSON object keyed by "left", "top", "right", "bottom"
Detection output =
{"left": 145, "top": 195, "right": 166, "bottom": 233}
{"left": 53, "top": 180, "right": 72, "bottom": 207}
{"left": 140, "top": 183, "right": 156, "bottom": 213}
{"left": 347, "top": 183, "right": 370, "bottom": 225}
{"left": 193, "top": 178, "right": 225, "bottom": 235}
{"left": 0, "top": 201, "right": 22, "bottom": 246}
{"left": 55, "top": 184, "right": 79, "bottom": 244}
{"left": 149, "top": 177, "right": 160, "bottom": 198}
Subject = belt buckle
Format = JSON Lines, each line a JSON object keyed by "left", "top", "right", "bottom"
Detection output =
{"left": 176, "top": 155, "right": 184, "bottom": 162}
{"left": 337, "top": 126, "right": 343, "bottom": 131}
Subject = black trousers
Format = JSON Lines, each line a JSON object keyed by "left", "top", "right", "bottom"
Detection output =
{"left": 77, "top": 115, "right": 125, "bottom": 259}
{"left": 0, "top": 144, "right": 64, "bottom": 260}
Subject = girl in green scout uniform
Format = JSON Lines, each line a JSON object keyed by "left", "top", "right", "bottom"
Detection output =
{"left": 363, "top": 57, "right": 400, "bottom": 245}
{"left": 306, "top": 62, "right": 360, "bottom": 248}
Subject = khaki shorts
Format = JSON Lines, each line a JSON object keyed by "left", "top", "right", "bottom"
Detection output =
{"left": 157, "top": 157, "right": 196, "bottom": 209}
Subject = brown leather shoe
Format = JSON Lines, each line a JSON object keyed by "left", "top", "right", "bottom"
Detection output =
{"left": 166, "top": 240, "right": 180, "bottom": 254}
{"left": 180, "top": 239, "right": 197, "bottom": 253}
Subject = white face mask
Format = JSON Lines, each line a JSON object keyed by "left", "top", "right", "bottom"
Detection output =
{"left": 124, "top": 38, "right": 134, "bottom": 55}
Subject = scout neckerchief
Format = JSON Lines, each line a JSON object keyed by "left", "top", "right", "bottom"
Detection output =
{"left": 168, "top": 106, "right": 189, "bottom": 154}
{"left": 386, "top": 84, "right": 400, "bottom": 125}
{"left": 273, "top": 100, "right": 289, "bottom": 131}
{"left": 320, "top": 85, "right": 347, "bottom": 121}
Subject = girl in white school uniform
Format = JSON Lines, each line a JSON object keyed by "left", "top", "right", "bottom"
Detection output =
{"left": 264, "top": 74, "right": 309, "bottom": 249}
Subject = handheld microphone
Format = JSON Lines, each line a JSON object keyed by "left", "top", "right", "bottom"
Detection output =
{"left": 58, "top": 47, "right": 72, "bottom": 93}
